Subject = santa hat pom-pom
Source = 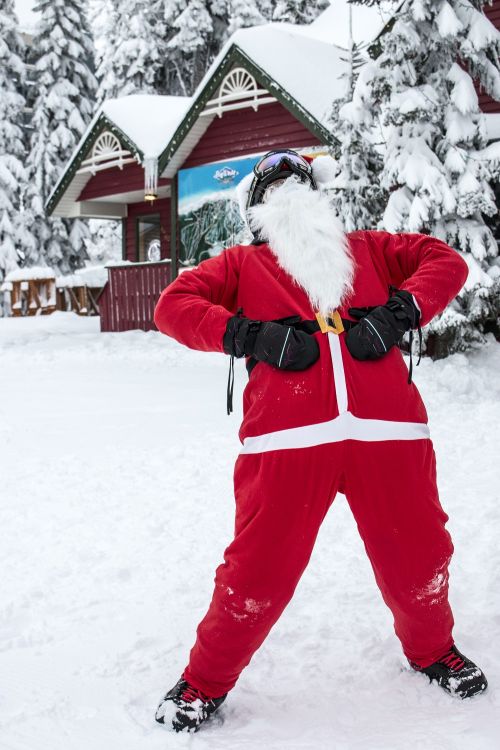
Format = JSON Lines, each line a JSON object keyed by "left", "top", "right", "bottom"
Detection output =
{"left": 311, "top": 154, "right": 338, "bottom": 188}
{"left": 236, "top": 172, "right": 254, "bottom": 222}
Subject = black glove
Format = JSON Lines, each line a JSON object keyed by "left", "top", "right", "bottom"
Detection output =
{"left": 345, "top": 290, "right": 420, "bottom": 361}
{"left": 223, "top": 316, "right": 319, "bottom": 370}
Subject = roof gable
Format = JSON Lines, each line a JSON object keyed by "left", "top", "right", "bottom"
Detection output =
{"left": 158, "top": 31, "right": 348, "bottom": 176}
{"left": 46, "top": 113, "right": 138, "bottom": 217}
{"left": 47, "top": 96, "right": 190, "bottom": 217}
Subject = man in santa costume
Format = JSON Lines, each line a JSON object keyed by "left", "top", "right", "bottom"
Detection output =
{"left": 153, "top": 150, "right": 487, "bottom": 733}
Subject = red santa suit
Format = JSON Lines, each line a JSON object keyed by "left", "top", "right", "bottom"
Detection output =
{"left": 154, "top": 173, "right": 469, "bottom": 700}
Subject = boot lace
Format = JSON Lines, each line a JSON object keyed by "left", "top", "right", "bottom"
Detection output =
{"left": 438, "top": 648, "right": 466, "bottom": 672}
{"left": 180, "top": 681, "right": 213, "bottom": 704}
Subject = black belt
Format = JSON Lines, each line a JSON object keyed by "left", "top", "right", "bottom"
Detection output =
{"left": 246, "top": 314, "right": 356, "bottom": 376}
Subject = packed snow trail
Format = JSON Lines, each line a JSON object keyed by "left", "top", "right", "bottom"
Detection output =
{"left": 0, "top": 313, "right": 499, "bottom": 750}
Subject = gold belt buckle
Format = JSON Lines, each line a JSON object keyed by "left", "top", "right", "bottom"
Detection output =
{"left": 315, "top": 310, "right": 344, "bottom": 335}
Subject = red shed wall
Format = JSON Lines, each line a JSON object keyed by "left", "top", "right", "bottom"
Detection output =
{"left": 181, "top": 101, "right": 323, "bottom": 169}
{"left": 125, "top": 198, "right": 171, "bottom": 262}
{"left": 478, "top": 2, "right": 500, "bottom": 113}
{"left": 79, "top": 162, "right": 169, "bottom": 201}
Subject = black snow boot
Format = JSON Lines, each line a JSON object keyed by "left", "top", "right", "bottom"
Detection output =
{"left": 410, "top": 644, "right": 487, "bottom": 699}
{"left": 155, "top": 676, "right": 227, "bottom": 733}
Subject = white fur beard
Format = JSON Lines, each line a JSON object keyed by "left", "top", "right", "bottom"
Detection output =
{"left": 247, "top": 178, "right": 355, "bottom": 316}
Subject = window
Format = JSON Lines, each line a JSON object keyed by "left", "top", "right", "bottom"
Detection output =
{"left": 136, "top": 214, "right": 161, "bottom": 262}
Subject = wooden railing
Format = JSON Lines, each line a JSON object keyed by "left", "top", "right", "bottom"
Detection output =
{"left": 9, "top": 277, "right": 56, "bottom": 316}
{"left": 99, "top": 260, "right": 172, "bottom": 332}
{"left": 57, "top": 284, "right": 102, "bottom": 315}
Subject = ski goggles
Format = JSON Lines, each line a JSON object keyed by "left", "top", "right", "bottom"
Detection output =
{"left": 253, "top": 150, "right": 312, "bottom": 179}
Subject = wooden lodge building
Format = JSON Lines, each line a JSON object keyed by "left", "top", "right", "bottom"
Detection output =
{"left": 47, "top": 6, "right": 500, "bottom": 333}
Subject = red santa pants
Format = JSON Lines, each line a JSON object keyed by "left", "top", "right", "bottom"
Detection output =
{"left": 183, "top": 438, "right": 454, "bottom": 698}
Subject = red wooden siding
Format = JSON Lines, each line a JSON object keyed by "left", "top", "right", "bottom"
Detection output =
{"left": 125, "top": 198, "right": 171, "bottom": 262}
{"left": 484, "top": 1, "right": 500, "bottom": 28}
{"left": 96, "top": 282, "right": 111, "bottom": 328}
{"left": 99, "top": 262, "right": 171, "bottom": 332}
{"left": 182, "top": 101, "right": 322, "bottom": 169}
{"left": 79, "top": 162, "right": 170, "bottom": 201}
{"left": 478, "top": 2, "right": 500, "bottom": 113}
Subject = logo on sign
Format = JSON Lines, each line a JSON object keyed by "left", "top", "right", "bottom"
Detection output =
{"left": 213, "top": 166, "right": 239, "bottom": 184}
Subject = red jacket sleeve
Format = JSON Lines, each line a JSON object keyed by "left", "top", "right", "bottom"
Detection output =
{"left": 366, "top": 231, "right": 469, "bottom": 327}
{"left": 154, "top": 246, "right": 244, "bottom": 352}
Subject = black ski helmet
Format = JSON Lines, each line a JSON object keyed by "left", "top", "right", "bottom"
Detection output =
{"left": 246, "top": 149, "right": 317, "bottom": 211}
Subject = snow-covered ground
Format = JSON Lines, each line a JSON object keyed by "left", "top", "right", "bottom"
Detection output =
{"left": 1, "top": 313, "right": 499, "bottom": 750}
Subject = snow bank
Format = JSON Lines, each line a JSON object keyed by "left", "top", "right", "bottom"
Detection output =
{"left": 0, "top": 314, "right": 499, "bottom": 750}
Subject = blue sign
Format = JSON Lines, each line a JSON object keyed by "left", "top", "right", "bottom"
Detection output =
{"left": 178, "top": 154, "right": 260, "bottom": 215}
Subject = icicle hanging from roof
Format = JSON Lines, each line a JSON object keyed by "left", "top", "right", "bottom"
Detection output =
{"left": 144, "top": 157, "right": 158, "bottom": 202}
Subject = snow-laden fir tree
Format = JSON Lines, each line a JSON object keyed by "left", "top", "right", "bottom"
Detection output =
{"left": 272, "top": 0, "right": 329, "bottom": 24}
{"left": 163, "top": 0, "right": 276, "bottom": 96}
{"left": 93, "top": 0, "right": 167, "bottom": 100}
{"left": 164, "top": 0, "right": 217, "bottom": 96}
{"left": 91, "top": 0, "right": 119, "bottom": 101}
{"left": 0, "top": 0, "right": 28, "bottom": 306}
{"left": 328, "top": 7, "right": 385, "bottom": 231}
{"left": 87, "top": 219, "right": 123, "bottom": 264}
{"left": 25, "top": 0, "right": 98, "bottom": 274}
{"left": 93, "top": 0, "right": 277, "bottom": 98}
{"left": 351, "top": 0, "right": 500, "bottom": 356}
{"left": 227, "top": 0, "right": 272, "bottom": 35}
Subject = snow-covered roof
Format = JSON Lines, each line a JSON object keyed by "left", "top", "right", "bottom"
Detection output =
{"left": 47, "top": 94, "right": 191, "bottom": 218}
{"left": 101, "top": 96, "right": 192, "bottom": 159}
{"left": 157, "top": 22, "right": 351, "bottom": 178}
{"left": 296, "top": 0, "right": 396, "bottom": 49}
{"left": 194, "top": 23, "right": 350, "bottom": 129}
